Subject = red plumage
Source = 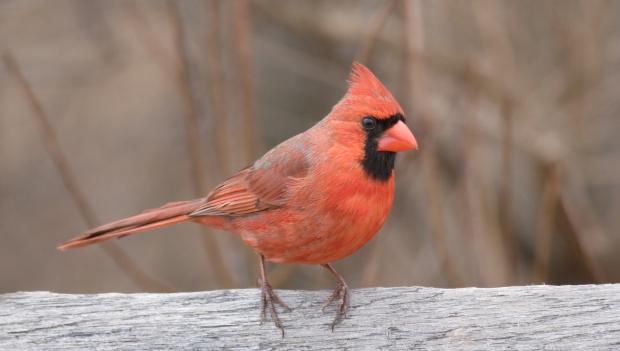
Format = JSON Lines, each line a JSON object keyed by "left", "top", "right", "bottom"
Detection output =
{"left": 58, "top": 62, "right": 417, "bottom": 333}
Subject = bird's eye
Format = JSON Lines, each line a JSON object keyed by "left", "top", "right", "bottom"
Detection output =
{"left": 361, "top": 117, "right": 377, "bottom": 131}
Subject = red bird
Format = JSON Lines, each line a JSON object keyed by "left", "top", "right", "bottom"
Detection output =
{"left": 59, "top": 62, "right": 417, "bottom": 334}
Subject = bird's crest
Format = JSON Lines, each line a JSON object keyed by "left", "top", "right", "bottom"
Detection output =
{"left": 332, "top": 62, "right": 404, "bottom": 120}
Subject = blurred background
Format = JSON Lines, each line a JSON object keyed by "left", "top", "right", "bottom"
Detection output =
{"left": 1, "top": 0, "right": 619, "bottom": 294}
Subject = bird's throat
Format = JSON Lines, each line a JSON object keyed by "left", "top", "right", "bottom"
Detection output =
{"left": 361, "top": 144, "right": 396, "bottom": 182}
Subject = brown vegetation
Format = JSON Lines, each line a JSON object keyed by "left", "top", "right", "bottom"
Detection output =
{"left": 1, "top": 0, "right": 618, "bottom": 293}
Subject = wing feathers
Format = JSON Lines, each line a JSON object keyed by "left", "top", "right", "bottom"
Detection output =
{"left": 190, "top": 146, "right": 309, "bottom": 217}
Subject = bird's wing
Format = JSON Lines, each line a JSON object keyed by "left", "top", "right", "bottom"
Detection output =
{"left": 189, "top": 143, "right": 309, "bottom": 217}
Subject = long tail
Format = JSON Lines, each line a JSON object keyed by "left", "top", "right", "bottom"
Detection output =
{"left": 58, "top": 199, "right": 204, "bottom": 250}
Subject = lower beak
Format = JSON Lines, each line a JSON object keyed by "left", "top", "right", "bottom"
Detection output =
{"left": 377, "top": 120, "right": 418, "bottom": 152}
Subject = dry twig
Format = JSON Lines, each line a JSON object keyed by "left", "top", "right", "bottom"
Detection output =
{"left": 354, "top": 0, "right": 397, "bottom": 63}
{"left": 533, "top": 162, "right": 560, "bottom": 282}
{"left": 167, "top": 0, "right": 236, "bottom": 288}
{"left": 2, "top": 51, "right": 174, "bottom": 292}
{"left": 403, "top": 0, "right": 463, "bottom": 287}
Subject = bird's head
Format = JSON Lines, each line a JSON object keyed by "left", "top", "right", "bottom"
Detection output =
{"left": 327, "top": 62, "right": 418, "bottom": 181}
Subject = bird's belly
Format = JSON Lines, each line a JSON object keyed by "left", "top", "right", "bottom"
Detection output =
{"left": 233, "top": 177, "right": 395, "bottom": 264}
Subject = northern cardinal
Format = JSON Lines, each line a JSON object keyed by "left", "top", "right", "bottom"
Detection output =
{"left": 59, "top": 62, "right": 417, "bottom": 334}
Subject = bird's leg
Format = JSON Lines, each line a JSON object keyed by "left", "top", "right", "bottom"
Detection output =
{"left": 321, "top": 263, "right": 349, "bottom": 331}
{"left": 258, "top": 254, "right": 289, "bottom": 336}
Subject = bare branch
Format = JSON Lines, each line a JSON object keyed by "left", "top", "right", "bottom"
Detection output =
{"left": 354, "top": 0, "right": 397, "bottom": 63}
{"left": 2, "top": 51, "right": 174, "bottom": 292}
{"left": 403, "top": 0, "right": 463, "bottom": 287}
{"left": 166, "top": 0, "right": 237, "bottom": 288}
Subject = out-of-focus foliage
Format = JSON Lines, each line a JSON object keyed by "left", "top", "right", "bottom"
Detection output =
{"left": 1, "top": 0, "right": 619, "bottom": 293}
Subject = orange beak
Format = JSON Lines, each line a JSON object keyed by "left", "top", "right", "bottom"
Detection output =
{"left": 377, "top": 120, "right": 418, "bottom": 152}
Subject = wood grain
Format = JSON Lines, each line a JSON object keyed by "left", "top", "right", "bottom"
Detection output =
{"left": 1, "top": 285, "right": 620, "bottom": 350}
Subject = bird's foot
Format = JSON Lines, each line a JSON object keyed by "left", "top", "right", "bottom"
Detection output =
{"left": 322, "top": 280, "right": 349, "bottom": 331}
{"left": 259, "top": 278, "right": 290, "bottom": 337}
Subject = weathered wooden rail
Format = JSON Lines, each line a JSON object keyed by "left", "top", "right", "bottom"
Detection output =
{"left": 1, "top": 285, "right": 619, "bottom": 350}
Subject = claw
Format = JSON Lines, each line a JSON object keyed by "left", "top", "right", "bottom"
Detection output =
{"left": 321, "top": 263, "right": 350, "bottom": 331}
{"left": 258, "top": 255, "right": 290, "bottom": 337}
{"left": 323, "top": 281, "right": 349, "bottom": 331}
{"left": 260, "top": 280, "right": 289, "bottom": 336}
{"left": 321, "top": 283, "right": 341, "bottom": 312}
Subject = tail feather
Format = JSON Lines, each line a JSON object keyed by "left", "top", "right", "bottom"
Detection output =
{"left": 58, "top": 199, "right": 203, "bottom": 251}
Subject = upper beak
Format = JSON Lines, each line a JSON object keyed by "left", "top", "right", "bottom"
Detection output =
{"left": 377, "top": 120, "right": 418, "bottom": 152}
